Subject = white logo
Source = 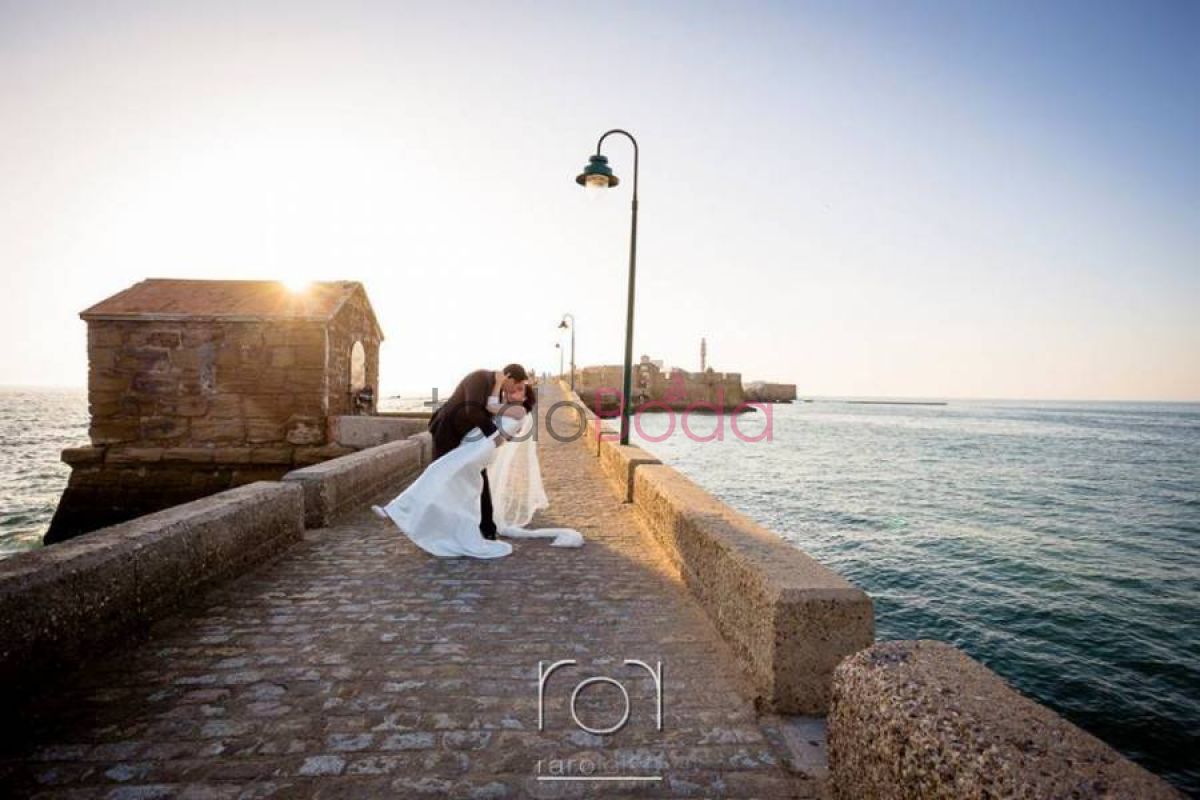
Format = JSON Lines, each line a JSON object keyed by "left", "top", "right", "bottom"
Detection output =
{"left": 537, "top": 659, "right": 663, "bottom": 734}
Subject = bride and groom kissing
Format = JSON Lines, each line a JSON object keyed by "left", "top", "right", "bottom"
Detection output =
{"left": 372, "top": 364, "right": 583, "bottom": 558}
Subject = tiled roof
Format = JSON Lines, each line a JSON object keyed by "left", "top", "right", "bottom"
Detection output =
{"left": 81, "top": 279, "right": 377, "bottom": 331}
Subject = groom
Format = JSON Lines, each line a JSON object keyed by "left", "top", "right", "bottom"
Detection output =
{"left": 428, "top": 364, "right": 537, "bottom": 540}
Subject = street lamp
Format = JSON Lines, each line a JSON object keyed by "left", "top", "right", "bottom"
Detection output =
{"left": 575, "top": 129, "right": 638, "bottom": 445}
{"left": 557, "top": 314, "right": 576, "bottom": 392}
{"left": 555, "top": 342, "right": 563, "bottom": 380}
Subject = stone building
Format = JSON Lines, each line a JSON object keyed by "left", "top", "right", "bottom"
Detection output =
{"left": 47, "top": 279, "right": 384, "bottom": 543}
{"left": 576, "top": 355, "right": 746, "bottom": 413}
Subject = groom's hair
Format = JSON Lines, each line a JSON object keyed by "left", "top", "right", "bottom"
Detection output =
{"left": 502, "top": 363, "right": 529, "bottom": 382}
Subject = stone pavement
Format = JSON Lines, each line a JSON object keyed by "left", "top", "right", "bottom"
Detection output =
{"left": 1, "top": 384, "right": 821, "bottom": 799}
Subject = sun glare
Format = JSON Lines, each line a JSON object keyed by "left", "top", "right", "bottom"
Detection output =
{"left": 282, "top": 278, "right": 311, "bottom": 293}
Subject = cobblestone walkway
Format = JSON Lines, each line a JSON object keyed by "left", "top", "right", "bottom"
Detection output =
{"left": 2, "top": 385, "right": 817, "bottom": 798}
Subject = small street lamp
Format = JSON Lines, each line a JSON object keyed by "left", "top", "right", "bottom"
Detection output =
{"left": 558, "top": 314, "right": 576, "bottom": 392}
{"left": 575, "top": 129, "right": 639, "bottom": 445}
{"left": 555, "top": 342, "right": 563, "bottom": 380}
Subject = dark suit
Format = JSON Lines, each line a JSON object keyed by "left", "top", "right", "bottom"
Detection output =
{"left": 428, "top": 369, "right": 537, "bottom": 538}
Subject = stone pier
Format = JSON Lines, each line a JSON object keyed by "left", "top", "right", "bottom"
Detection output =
{"left": 3, "top": 382, "right": 1179, "bottom": 798}
{"left": 0, "top": 384, "right": 820, "bottom": 798}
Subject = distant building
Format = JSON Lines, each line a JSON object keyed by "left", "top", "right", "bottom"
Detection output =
{"left": 639, "top": 354, "right": 664, "bottom": 370}
{"left": 48, "top": 278, "right": 383, "bottom": 542}
{"left": 577, "top": 355, "right": 745, "bottom": 412}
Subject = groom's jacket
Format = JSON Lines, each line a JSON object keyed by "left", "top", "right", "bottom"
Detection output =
{"left": 428, "top": 369, "right": 537, "bottom": 461}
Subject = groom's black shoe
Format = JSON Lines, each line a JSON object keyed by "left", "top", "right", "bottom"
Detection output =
{"left": 480, "top": 527, "right": 498, "bottom": 541}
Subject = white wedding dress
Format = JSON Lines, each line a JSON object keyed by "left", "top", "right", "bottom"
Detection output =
{"left": 373, "top": 413, "right": 583, "bottom": 558}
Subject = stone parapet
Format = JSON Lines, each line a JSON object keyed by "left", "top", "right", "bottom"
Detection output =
{"left": 554, "top": 378, "right": 872, "bottom": 712}
{"left": 0, "top": 482, "right": 304, "bottom": 706}
{"left": 597, "top": 439, "right": 661, "bottom": 502}
{"left": 828, "top": 640, "right": 1183, "bottom": 799}
{"left": 409, "top": 431, "right": 433, "bottom": 465}
{"left": 45, "top": 460, "right": 294, "bottom": 544}
{"left": 329, "top": 415, "right": 428, "bottom": 449}
{"left": 557, "top": 379, "right": 616, "bottom": 458}
{"left": 283, "top": 438, "right": 427, "bottom": 528}
{"left": 630, "top": 462, "right": 873, "bottom": 714}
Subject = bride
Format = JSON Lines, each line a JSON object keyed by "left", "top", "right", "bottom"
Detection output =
{"left": 372, "top": 399, "right": 583, "bottom": 558}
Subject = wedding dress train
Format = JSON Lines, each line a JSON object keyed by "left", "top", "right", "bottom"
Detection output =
{"left": 373, "top": 413, "right": 583, "bottom": 557}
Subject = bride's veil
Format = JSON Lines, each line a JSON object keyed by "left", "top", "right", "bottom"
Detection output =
{"left": 487, "top": 413, "right": 548, "bottom": 529}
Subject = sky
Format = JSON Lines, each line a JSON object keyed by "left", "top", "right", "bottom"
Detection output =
{"left": 1, "top": 0, "right": 1197, "bottom": 400}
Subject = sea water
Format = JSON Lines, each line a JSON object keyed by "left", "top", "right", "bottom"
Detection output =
{"left": 631, "top": 399, "right": 1199, "bottom": 795}
{"left": 0, "top": 388, "right": 88, "bottom": 558}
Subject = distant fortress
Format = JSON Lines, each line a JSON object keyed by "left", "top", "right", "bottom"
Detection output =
{"left": 574, "top": 339, "right": 796, "bottom": 413}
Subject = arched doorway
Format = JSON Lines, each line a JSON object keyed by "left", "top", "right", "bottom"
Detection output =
{"left": 349, "top": 341, "right": 367, "bottom": 393}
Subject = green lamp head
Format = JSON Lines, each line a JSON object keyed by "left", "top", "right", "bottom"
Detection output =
{"left": 575, "top": 154, "right": 619, "bottom": 189}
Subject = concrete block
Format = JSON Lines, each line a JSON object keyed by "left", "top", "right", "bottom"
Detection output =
{"left": 829, "top": 640, "right": 1182, "bottom": 799}
{"left": 631, "top": 464, "right": 873, "bottom": 714}
{"left": 283, "top": 438, "right": 424, "bottom": 528}
{"left": 328, "top": 415, "right": 427, "bottom": 449}
{"left": 409, "top": 431, "right": 433, "bottom": 466}
{"left": 597, "top": 439, "right": 660, "bottom": 502}
{"left": 584, "top": 418, "right": 619, "bottom": 458}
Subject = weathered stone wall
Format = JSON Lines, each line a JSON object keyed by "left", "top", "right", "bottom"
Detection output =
{"left": 324, "top": 292, "right": 381, "bottom": 417}
{"left": 1, "top": 482, "right": 304, "bottom": 706}
{"left": 328, "top": 415, "right": 428, "bottom": 449}
{"left": 558, "top": 379, "right": 874, "bottom": 714}
{"left": 829, "top": 640, "right": 1183, "bottom": 799}
{"left": 47, "top": 453, "right": 294, "bottom": 542}
{"left": 283, "top": 433, "right": 430, "bottom": 528}
{"left": 86, "top": 319, "right": 329, "bottom": 451}
{"left": 598, "top": 440, "right": 661, "bottom": 502}
{"left": 630, "top": 461, "right": 874, "bottom": 713}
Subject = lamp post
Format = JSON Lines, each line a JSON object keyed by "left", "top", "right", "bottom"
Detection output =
{"left": 557, "top": 314, "right": 576, "bottom": 392}
{"left": 576, "top": 129, "right": 638, "bottom": 445}
{"left": 555, "top": 342, "right": 563, "bottom": 380}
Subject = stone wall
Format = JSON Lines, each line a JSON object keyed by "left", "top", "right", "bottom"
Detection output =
{"left": 47, "top": 452, "right": 298, "bottom": 543}
{"left": 629, "top": 462, "right": 874, "bottom": 713}
{"left": 283, "top": 433, "right": 431, "bottom": 528}
{"left": 1, "top": 482, "right": 304, "bottom": 706}
{"left": 8, "top": 433, "right": 435, "bottom": 707}
{"left": 559, "top": 380, "right": 874, "bottom": 714}
{"left": 329, "top": 415, "right": 429, "bottom": 450}
{"left": 829, "top": 640, "right": 1183, "bottom": 799}
{"left": 85, "top": 319, "right": 329, "bottom": 450}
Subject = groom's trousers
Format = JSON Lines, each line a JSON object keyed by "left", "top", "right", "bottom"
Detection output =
{"left": 479, "top": 469, "right": 498, "bottom": 540}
